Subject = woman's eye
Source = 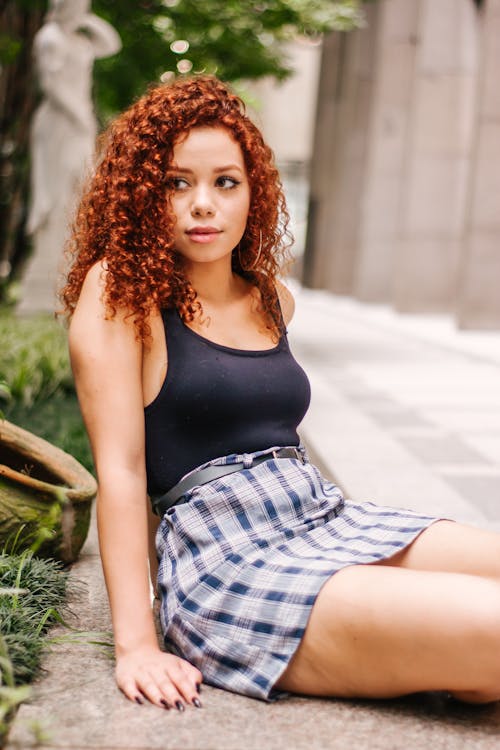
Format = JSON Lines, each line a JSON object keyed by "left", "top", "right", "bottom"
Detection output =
{"left": 170, "top": 177, "right": 190, "bottom": 190}
{"left": 216, "top": 176, "right": 239, "bottom": 189}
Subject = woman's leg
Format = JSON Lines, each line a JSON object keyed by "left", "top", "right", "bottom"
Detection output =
{"left": 378, "top": 520, "right": 500, "bottom": 578}
{"left": 275, "top": 522, "right": 500, "bottom": 703}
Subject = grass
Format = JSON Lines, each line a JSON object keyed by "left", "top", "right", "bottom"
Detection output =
{"left": 0, "top": 553, "right": 67, "bottom": 680}
{"left": 0, "top": 551, "right": 69, "bottom": 743}
{"left": 0, "top": 313, "right": 73, "bottom": 407}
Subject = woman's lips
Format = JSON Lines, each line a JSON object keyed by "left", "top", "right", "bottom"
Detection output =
{"left": 186, "top": 227, "right": 222, "bottom": 244}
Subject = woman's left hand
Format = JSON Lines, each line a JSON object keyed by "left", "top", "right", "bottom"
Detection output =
{"left": 115, "top": 644, "right": 203, "bottom": 710}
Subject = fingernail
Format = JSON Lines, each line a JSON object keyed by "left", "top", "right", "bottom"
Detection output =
{"left": 160, "top": 699, "right": 170, "bottom": 710}
{"left": 175, "top": 700, "right": 185, "bottom": 712}
{"left": 135, "top": 696, "right": 144, "bottom": 705}
{"left": 192, "top": 697, "right": 202, "bottom": 708}
{"left": 196, "top": 682, "right": 202, "bottom": 693}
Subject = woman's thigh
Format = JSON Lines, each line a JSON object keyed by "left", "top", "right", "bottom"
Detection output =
{"left": 275, "top": 563, "right": 500, "bottom": 700}
{"left": 379, "top": 520, "right": 500, "bottom": 577}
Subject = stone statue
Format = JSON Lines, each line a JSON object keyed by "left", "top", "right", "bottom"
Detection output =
{"left": 19, "top": 0, "right": 121, "bottom": 314}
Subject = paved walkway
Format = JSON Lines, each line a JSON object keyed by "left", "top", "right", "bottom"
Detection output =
{"left": 292, "top": 286, "right": 500, "bottom": 531}
{"left": 7, "top": 288, "right": 500, "bottom": 750}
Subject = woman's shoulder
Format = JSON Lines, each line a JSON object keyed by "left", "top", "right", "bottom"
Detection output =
{"left": 72, "top": 260, "right": 108, "bottom": 318}
{"left": 70, "top": 261, "right": 163, "bottom": 353}
{"left": 275, "top": 280, "right": 295, "bottom": 327}
{"left": 69, "top": 261, "right": 139, "bottom": 355}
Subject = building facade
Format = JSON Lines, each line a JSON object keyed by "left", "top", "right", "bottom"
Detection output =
{"left": 304, "top": 0, "right": 500, "bottom": 329}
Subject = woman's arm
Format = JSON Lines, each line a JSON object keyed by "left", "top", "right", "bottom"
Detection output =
{"left": 147, "top": 502, "right": 160, "bottom": 597}
{"left": 69, "top": 263, "right": 201, "bottom": 708}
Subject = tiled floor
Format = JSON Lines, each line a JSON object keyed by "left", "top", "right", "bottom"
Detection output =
{"left": 289, "top": 287, "right": 500, "bottom": 528}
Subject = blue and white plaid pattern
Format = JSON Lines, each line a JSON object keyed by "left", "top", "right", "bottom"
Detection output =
{"left": 155, "top": 446, "right": 437, "bottom": 701}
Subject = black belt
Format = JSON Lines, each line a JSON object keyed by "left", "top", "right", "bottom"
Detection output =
{"left": 151, "top": 447, "right": 305, "bottom": 517}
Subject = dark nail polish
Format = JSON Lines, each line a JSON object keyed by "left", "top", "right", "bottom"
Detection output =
{"left": 175, "top": 700, "right": 185, "bottom": 712}
{"left": 192, "top": 697, "right": 202, "bottom": 708}
{"left": 160, "top": 699, "right": 170, "bottom": 710}
{"left": 196, "top": 682, "right": 202, "bottom": 693}
{"left": 135, "top": 696, "right": 144, "bottom": 705}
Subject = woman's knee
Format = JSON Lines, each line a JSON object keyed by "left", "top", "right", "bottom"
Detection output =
{"left": 454, "top": 580, "right": 500, "bottom": 696}
{"left": 390, "top": 521, "right": 500, "bottom": 580}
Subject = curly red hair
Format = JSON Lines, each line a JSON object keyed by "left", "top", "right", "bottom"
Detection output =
{"left": 61, "top": 75, "right": 292, "bottom": 340}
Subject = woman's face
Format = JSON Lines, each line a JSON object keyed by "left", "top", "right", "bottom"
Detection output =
{"left": 169, "top": 126, "right": 251, "bottom": 269}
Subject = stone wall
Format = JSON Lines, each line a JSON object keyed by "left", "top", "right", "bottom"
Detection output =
{"left": 304, "top": 0, "right": 500, "bottom": 329}
{"left": 457, "top": 0, "right": 500, "bottom": 327}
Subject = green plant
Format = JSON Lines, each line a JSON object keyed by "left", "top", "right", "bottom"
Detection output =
{"left": 0, "top": 313, "right": 73, "bottom": 407}
{"left": 0, "top": 380, "right": 10, "bottom": 420}
{"left": 93, "top": 0, "right": 366, "bottom": 116}
{"left": 0, "top": 550, "right": 68, "bottom": 743}
{"left": 0, "top": 552, "right": 67, "bottom": 626}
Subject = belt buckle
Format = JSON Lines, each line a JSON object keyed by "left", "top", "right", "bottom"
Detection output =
{"left": 271, "top": 447, "right": 305, "bottom": 463}
{"left": 293, "top": 446, "right": 306, "bottom": 463}
{"left": 293, "top": 446, "right": 307, "bottom": 464}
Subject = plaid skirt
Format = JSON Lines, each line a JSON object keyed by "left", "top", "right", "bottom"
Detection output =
{"left": 155, "top": 446, "right": 438, "bottom": 702}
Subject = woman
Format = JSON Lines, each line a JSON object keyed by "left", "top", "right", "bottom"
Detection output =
{"left": 63, "top": 76, "right": 500, "bottom": 712}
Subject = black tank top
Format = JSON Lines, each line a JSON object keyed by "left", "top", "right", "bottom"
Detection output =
{"left": 144, "top": 308, "right": 311, "bottom": 495}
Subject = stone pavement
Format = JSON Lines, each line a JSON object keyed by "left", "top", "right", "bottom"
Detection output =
{"left": 291, "top": 287, "right": 500, "bottom": 530}
{"left": 7, "top": 288, "right": 500, "bottom": 750}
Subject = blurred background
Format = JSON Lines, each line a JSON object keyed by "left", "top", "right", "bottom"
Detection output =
{"left": 1, "top": 0, "right": 500, "bottom": 468}
{"left": 1, "top": 0, "right": 498, "bottom": 330}
{"left": 259, "top": 0, "right": 499, "bottom": 333}
{"left": 0, "top": 0, "right": 362, "bottom": 313}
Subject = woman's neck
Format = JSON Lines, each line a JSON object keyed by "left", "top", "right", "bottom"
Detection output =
{"left": 186, "top": 259, "right": 247, "bottom": 307}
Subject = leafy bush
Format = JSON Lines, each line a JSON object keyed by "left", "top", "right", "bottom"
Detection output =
{"left": 0, "top": 313, "right": 73, "bottom": 407}
{"left": 0, "top": 553, "right": 67, "bottom": 672}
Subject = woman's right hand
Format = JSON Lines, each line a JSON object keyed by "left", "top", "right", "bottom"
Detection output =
{"left": 116, "top": 645, "right": 203, "bottom": 710}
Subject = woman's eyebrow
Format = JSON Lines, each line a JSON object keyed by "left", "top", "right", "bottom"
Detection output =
{"left": 170, "top": 164, "right": 244, "bottom": 174}
{"left": 169, "top": 164, "right": 190, "bottom": 173}
{"left": 214, "top": 165, "right": 244, "bottom": 174}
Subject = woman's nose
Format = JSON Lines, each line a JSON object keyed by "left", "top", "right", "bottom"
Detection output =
{"left": 191, "top": 186, "right": 215, "bottom": 217}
